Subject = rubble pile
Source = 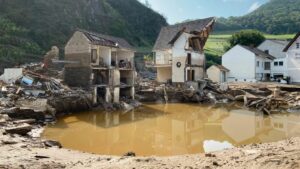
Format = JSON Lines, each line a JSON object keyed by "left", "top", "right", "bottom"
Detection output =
{"left": 137, "top": 80, "right": 300, "bottom": 114}
{"left": 0, "top": 63, "right": 93, "bottom": 123}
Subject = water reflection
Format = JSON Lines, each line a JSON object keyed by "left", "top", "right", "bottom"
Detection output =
{"left": 43, "top": 103, "right": 300, "bottom": 156}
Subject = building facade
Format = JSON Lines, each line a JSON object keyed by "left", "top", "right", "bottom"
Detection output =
{"left": 64, "top": 30, "right": 135, "bottom": 104}
{"left": 258, "top": 40, "right": 289, "bottom": 79}
{"left": 152, "top": 17, "right": 215, "bottom": 84}
{"left": 222, "top": 45, "right": 275, "bottom": 82}
{"left": 207, "top": 65, "right": 229, "bottom": 83}
{"left": 283, "top": 33, "right": 300, "bottom": 83}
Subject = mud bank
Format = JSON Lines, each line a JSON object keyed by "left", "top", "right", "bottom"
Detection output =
{"left": 0, "top": 128, "right": 300, "bottom": 169}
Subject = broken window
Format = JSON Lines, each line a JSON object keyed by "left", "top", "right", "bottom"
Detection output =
{"left": 91, "top": 49, "right": 97, "bottom": 63}
{"left": 187, "top": 53, "right": 192, "bottom": 65}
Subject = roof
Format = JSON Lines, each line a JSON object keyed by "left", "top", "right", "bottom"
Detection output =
{"left": 283, "top": 32, "right": 300, "bottom": 52}
{"left": 77, "top": 29, "right": 134, "bottom": 51}
{"left": 213, "top": 64, "right": 230, "bottom": 72}
{"left": 240, "top": 45, "right": 276, "bottom": 60}
{"left": 267, "top": 39, "right": 289, "bottom": 46}
{"left": 153, "top": 17, "right": 215, "bottom": 51}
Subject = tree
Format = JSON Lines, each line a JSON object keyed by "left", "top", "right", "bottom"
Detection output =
{"left": 0, "top": 17, "right": 42, "bottom": 62}
{"left": 225, "top": 30, "right": 265, "bottom": 51}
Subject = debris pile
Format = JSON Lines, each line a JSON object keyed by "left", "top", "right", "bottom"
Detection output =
{"left": 0, "top": 63, "right": 93, "bottom": 123}
{"left": 137, "top": 80, "right": 300, "bottom": 114}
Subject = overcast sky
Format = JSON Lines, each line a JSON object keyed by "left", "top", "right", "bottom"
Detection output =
{"left": 139, "top": 0, "right": 269, "bottom": 24}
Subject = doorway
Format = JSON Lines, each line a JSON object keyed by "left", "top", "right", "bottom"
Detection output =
{"left": 187, "top": 70, "right": 195, "bottom": 81}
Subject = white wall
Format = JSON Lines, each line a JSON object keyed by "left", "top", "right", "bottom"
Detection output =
{"left": 255, "top": 56, "right": 272, "bottom": 81}
{"left": 271, "top": 58, "right": 287, "bottom": 77}
{"left": 155, "top": 50, "right": 172, "bottom": 65}
{"left": 207, "top": 66, "right": 221, "bottom": 83}
{"left": 258, "top": 40, "right": 288, "bottom": 77}
{"left": 222, "top": 45, "right": 256, "bottom": 82}
{"left": 171, "top": 33, "right": 205, "bottom": 82}
{"left": 157, "top": 67, "right": 172, "bottom": 83}
{"left": 286, "top": 36, "right": 300, "bottom": 83}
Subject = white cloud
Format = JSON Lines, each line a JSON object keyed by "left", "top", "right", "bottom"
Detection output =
{"left": 248, "top": 2, "right": 261, "bottom": 12}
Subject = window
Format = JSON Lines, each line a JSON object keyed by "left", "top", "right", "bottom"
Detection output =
{"left": 264, "top": 62, "right": 271, "bottom": 70}
{"left": 297, "top": 43, "right": 300, "bottom": 49}
{"left": 279, "top": 61, "right": 284, "bottom": 66}
{"left": 187, "top": 53, "right": 192, "bottom": 65}
{"left": 91, "top": 49, "right": 97, "bottom": 63}
{"left": 274, "top": 62, "right": 278, "bottom": 66}
{"left": 256, "top": 61, "right": 260, "bottom": 67}
{"left": 264, "top": 50, "right": 269, "bottom": 54}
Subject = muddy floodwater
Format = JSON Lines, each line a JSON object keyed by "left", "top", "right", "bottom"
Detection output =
{"left": 43, "top": 103, "right": 300, "bottom": 156}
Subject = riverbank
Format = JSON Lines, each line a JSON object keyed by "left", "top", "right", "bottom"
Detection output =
{"left": 1, "top": 129, "right": 300, "bottom": 169}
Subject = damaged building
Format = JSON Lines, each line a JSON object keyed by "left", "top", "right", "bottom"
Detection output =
{"left": 64, "top": 30, "right": 136, "bottom": 104}
{"left": 151, "top": 17, "right": 215, "bottom": 84}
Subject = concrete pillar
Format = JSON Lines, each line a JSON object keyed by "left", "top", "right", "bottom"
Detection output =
{"left": 131, "top": 86, "right": 135, "bottom": 99}
{"left": 105, "top": 87, "right": 112, "bottom": 103}
{"left": 93, "top": 87, "right": 98, "bottom": 105}
{"left": 113, "top": 87, "right": 120, "bottom": 103}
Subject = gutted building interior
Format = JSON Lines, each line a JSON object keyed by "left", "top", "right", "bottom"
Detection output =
{"left": 64, "top": 30, "right": 135, "bottom": 104}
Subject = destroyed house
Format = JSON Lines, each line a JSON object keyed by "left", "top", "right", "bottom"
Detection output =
{"left": 64, "top": 30, "right": 135, "bottom": 104}
{"left": 152, "top": 17, "right": 215, "bottom": 83}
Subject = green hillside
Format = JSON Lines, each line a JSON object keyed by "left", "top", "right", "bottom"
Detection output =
{"left": 215, "top": 0, "right": 300, "bottom": 34}
{"left": 0, "top": 0, "right": 167, "bottom": 69}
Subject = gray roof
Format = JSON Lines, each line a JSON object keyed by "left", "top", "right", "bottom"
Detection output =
{"left": 78, "top": 29, "right": 134, "bottom": 50}
{"left": 267, "top": 39, "right": 289, "bottom": 46}
{"left": 153, "top": 17, "right": 215, "bottom": 51}
{"left": 213, "top": 64, "right": 230, "bottom": 72}
{"left": 240, "top": 45, "right": 276, "bottom": 60}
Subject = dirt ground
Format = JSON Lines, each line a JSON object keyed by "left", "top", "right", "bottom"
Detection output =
{"left": 1, "top": 130, "right": 300, "bottom": 169}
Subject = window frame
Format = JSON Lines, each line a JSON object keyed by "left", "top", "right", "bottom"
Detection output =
{"left": 91, "top": 49, "right": 98, "bottom": 64}
{"left": 279, "top": 61, "right": 284, "bottom": 66}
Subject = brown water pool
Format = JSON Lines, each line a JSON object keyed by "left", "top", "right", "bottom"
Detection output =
{"left": 43, "top": 103, "right": 300, "bottom": 156}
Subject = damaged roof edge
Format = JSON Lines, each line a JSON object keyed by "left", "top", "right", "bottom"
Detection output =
{"left": 283, "top": 32, "right": 300, "bottom": 52}
{"left": 153, "top": 17, "right": 216, "bottom": 51}
{"left": 76, "top": 29, "right": 135, "bottom": 51}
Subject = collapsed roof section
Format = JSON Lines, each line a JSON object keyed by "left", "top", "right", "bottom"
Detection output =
{"left": 153, "top": 17, "right": 216, "bottom": 51}
{"left": 77, "top": 29, "right": 134, "bottom": 51}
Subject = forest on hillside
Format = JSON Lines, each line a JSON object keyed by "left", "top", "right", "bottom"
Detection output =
{"left": 0, "top": 0, "right": 167, "bottom": 67}
{"left": 215, "top": 0, "right": 300, "bottom": 34}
